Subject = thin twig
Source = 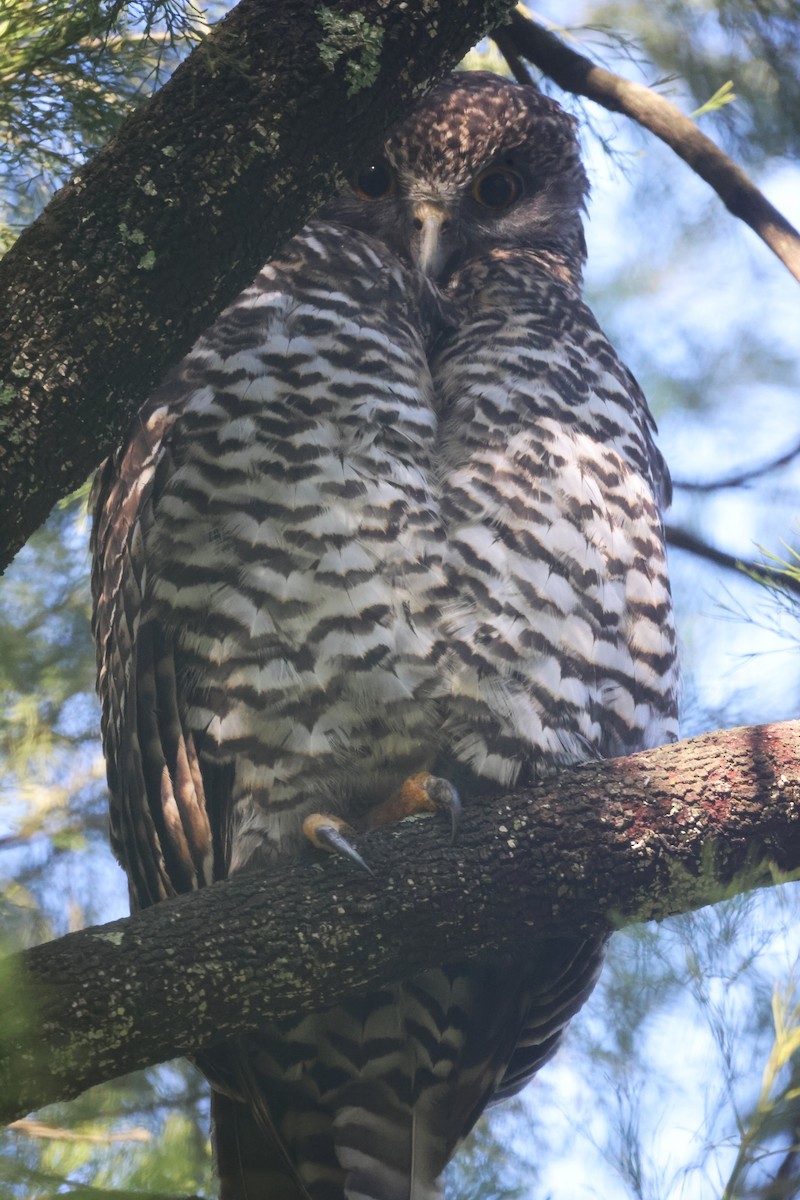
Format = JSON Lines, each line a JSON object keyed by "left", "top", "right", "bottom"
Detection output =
{"left": 672, "top": 435, "right": 800, "bottom": 492}
{"left": 8, "top": 1118, "right": 150, "bottom": 1143}
{"left": 665, "top": 525, "right": 800, "bottom": 597}
{"left": 500, "top": 12, "right": 800, "bottom": 284}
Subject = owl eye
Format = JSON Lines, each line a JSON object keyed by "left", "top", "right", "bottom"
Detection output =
{"left": 352, "top": 161, "right": 396, "bottom": 200}
{"left": 471, "top": 167, "right": 523, "bottom": 211}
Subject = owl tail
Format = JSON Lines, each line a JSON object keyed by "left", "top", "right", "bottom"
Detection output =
{"left": 326, "top": 965, "right": 532, "bottom": 1200}
{"left": 209, "top": 944, "right": 604, "bottom": 1200}
{"left": 212, "top": 1089, "right": 313, "bottom": 1200}
{"left": 331, "top": 1093, "right": 442, "bottom": 1200}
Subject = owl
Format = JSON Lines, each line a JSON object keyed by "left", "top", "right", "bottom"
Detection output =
{"left": 92, "top": 71, "right": 679, "bottom": 1200}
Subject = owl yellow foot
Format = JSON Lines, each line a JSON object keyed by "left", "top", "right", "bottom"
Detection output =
{"left": 302, "top": 813, "right": 372, "bottom": 875}
{"left": 302, "top": 774, "right": 461, "bottom": 872}
{"left": 364, "top": 772, "right": 462, "bottom": 842}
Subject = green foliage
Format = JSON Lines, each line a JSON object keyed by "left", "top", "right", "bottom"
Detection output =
{"left": 582, "top": 0, "right": 800, "bottom": 160}
{"left": 0, "top": 491, "right": 102, "bottom": 884}
{"left": 691, "top": 78, "right": 737, "bottom": 119}
{"left": 722, "top": 985, "right": 800, "bottom": 1198}
{"left": 0, "top": 0, "right": 213, "bottom": 251}
{"left": 316, "top": 7, "right": 384, "bottom": 96}
{"left": 0, "top": 1065, "right": 214, "bottom": 1198}
{"left": 761, "top": 539, "right": 800, "bottom": 598}
{"left": 443, "top": 1103, "right": 532, "bottom": 1199}
{"left": 553, "top": 892, "right": 800, "bottom": 1198}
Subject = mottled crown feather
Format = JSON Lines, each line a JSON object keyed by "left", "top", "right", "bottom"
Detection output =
{"left": 389, "top": 70, "right": 587, "bottom": 203}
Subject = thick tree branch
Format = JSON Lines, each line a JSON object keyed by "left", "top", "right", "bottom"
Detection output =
{"left": 2, "top": 721, "right": 799, "bottom": 1124}
{"left": 498, "top": 12, "right": 800, "bottom": 284}
{"left": 0, "top": 0, "right": 514, "bottom": 573}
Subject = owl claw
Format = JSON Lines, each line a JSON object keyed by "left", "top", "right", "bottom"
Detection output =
{"left": 302, "top": 814, "right": 373, "bottom": 875}
{"left": 365, "top": 772, "right": 462, "bottom": 843}
{"left": 424, "top": 776, "right": 462, "bottom": 843}
{"left": 302, "top": 774, "right": 461, "bottom": 873}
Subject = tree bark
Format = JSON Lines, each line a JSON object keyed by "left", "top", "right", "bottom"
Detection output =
{"left": 0, "top": 0, "right": 514, "bottom": 573}
{"left": 2, "top": 720, "right": 799, "bottom": 1124}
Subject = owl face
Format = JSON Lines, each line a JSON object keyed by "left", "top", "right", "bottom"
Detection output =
{"left": 323, "top": 72, "right": 588, "bottom": 281}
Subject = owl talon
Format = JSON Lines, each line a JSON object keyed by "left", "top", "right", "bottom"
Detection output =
{"left": 366, "top": 772, "right": 462, "bottom": 843}
{"left": 424, "top": 776, "right": 462, "bottom": 843}
{"left": 302, "top": 814, "right": 373, "bottom": 875}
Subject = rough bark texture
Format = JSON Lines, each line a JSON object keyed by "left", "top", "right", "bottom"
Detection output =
{"left": 0, "top": 0, "right": 514, "bottom": 573}
{"left": 2, "top": 720, "right": 799, "bottom": 1123}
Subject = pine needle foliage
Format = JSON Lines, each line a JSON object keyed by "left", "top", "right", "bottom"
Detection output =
{"left": 0, "top": 0, "right": 215, "bottom": 249}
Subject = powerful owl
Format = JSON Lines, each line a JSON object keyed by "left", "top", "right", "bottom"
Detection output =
{"left": 92, "top": 71, "right": 679, "bottom": 1199}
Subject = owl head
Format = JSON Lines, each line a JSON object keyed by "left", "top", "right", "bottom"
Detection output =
{"left": 323, "top": 71, "right": 588, "bottom": 282}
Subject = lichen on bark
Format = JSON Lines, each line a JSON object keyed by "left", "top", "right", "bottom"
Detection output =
{"left": 317, "top": 7, "right": 385, "bottom": 95}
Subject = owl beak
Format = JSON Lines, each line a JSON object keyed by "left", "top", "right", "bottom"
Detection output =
{"left": 411, "top": 201, "right": 452, "bottom": 279}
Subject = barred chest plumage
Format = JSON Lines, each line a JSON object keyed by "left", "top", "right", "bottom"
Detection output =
{"left": 136, "top": 225, "right": 677, "bottom": 874}
{"left": 140, "top": 227, "right": 450, "bottom": 871}
{"left": 433, "top": 248, "right": 678, "bottom": 787}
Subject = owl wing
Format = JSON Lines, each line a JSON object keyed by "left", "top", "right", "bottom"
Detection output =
{"left": 91, "top": 376, "right": 219, "bottom": 910}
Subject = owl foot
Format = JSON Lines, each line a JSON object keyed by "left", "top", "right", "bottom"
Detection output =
{"left": 365, "top": 772, "right": 462, "bottom": 842}
{"left": 302, "top": 774, "right": 461, "bottom": 873}
{"left": 302, "top": 813, "right": 373, "bottom": 875}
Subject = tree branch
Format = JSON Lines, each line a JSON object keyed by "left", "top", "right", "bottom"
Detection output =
{"left": 0, "top": 0, "right": 514, "bottom": 573}
{"left": 671, "top": 435, "right": 800, "bottom": 492}
{"left": 3, "top": 720, "right": 799, "bottom": 1124}
{"left": 491, "top": 26, "right": 536, "bottom": 87}
{"left": 665, "top": 524, "right": 800, "bottom": 598}
{"left": 498, "top": 12, "right": 800, "bottom": 284}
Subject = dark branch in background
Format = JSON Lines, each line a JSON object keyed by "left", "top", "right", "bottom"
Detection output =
{"left": 765, "top": 1140, "right": 800, "bottom": 1200}
{"left": 666, "top": 525, "right": 800, "bottom": 598}
{"left": 2, "top": 721, "right": 800, "bottom": 1124}
{"left": 672, "top": 435, "right": 800, "bottom": 492}
{"left": 491, "top": 27, "right": 535, "bottom": 86}
{"left": 495, "top": 11, "right": 800, "bottom": 284}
